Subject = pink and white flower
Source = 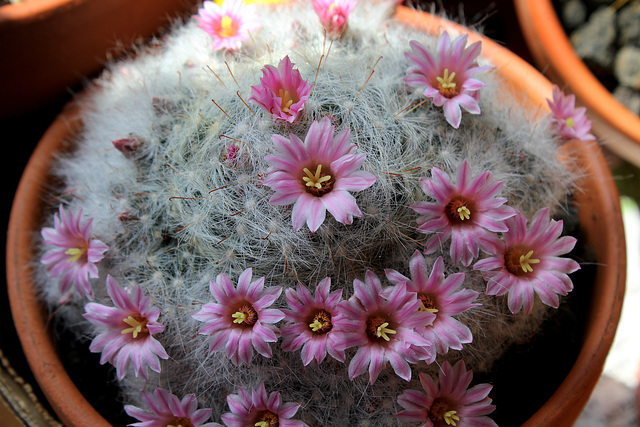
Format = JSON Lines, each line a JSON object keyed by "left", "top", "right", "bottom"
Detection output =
{"left": 547, "top": 85, "right": 596, "bottom": 142}
{"left": 332, "top": 271, "right": 435, "bottom": 384}
{"left": 40, "top": 204, "right": 109, "bottom": 303}
{"left": 404, "top": 31, "right": 491, "bottom": 128}
{"left": 263, "top": 117, "right": 377, "bottom": 232}
{"left": 83, "top": 275, "right": 168, "bottom": 381}
{"left": 412, "top": 159, "right": 516, "bottom": 267}
{"left": 125, "top": 388, "right": 217, "bottom": 427}
{"left": 192, "top": 268, "right": 284, "bottom": 366}
{"left": 396, "top": 360, "right": 497, "bottom": 427}
{"left": 220, "top": 382, "right": 308, "bottom": 427}
{"left": 311, "top": 0, "right": 358, "bottom": 38}
{"left": 281, "top": 278, "right": 345, "bottom": 365}
{"left": 194, "top": 0, "right": 261, "bottom": 51}
{"left": 385, "top": 251, "right": 479, "bottom": 355}
{"left": 250, "top": 56, "right": 313, "bottom": 124}
{"left": 474, "top": 207, "right": 580, "bottom": 315}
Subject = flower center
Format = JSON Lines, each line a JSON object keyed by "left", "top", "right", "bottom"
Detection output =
{"left": 65, "top": 242, "right": 89, "bottom": 262}
{"left": 436, "top": 68, "right": 458, "bottom": 98}
{"left": 417, "top": 293, "right": 439, "bottom": 314}
{"left": 254, "top": 411, "right": 279, "bottom": 427}
{"left": 504, "top": 247, "right": 541, "bottom": 275}
{"left": 302, "top": 164, "right": 334, "bottom": 196}
{"left": 308, "top": 310, "right": 333, "bottom": 334}
{"left": 565, "top": 117, "right": 575, "bottom": 128}
{"left": 218, "top": 15, "right": 237, "bottom": 38}
{"left": 445, "top": 197, "right": 472, "bottom": 223}
{"left": 232, "top": 303, "right": 258, "bottom": 327}
{"left": 167, "top": 417, "right": 194, "bottom": 427}
{"left": 430, "top": 399, "right": 460, "bottom": 426}
{"left": 121, "top": 314, "right": 149, "bottom": 339}
{"left": 277, "top": 89, "right": 297, "bottom": 114}
{"left": 366, "top": 315, "right": 396, "bottom": 342}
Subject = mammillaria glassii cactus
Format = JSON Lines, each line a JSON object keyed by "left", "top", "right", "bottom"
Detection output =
{"left": 34, "top": 0, "right": 590, "bottom": 425}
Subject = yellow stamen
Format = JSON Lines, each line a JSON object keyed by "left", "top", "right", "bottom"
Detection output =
{"left": 565, "top": 117, "right": 575, "bottom": 128}
{"left": 444, "top": 410, "right": 460, "bottom": 426}
{"left": 437, "top": 69, "right": 457, "bottom": 89}
{"left": 219, "top": 15, "right": 236, "bottom": 38}
{"left": 457, "top": 206, "right": 471, "bottom": 221}
{"left": 302, "top": 164, "right": 332, "bottom": 189}
{"left": 309, "top": 319, "right": 325, "bottom": 332}
{"left": 418, "top": 301, "right": 439, "bottom": 314}
{"left": 255, "top": 423, "right": 269, "bottom": 427}
{"left": 277, "top": 89, "right": 295, "bottom": 113}
{"left": 375, "top": 322, "right": 396, "bottom": 341}
{"left": 519, "top": 250, "right": 540, "bottom": 273}
{"left": 122, "top": 316, "right": 145, "bottom": 339}
{"left": 232, "top": 311, "right": 248, "bottom": 324}
{"left": 65, "top": 247, "right": 85, "bottom": 263}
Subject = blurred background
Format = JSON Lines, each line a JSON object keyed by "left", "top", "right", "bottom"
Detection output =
{"left": 2, "top": 0, "right": 639, "bottom": 425}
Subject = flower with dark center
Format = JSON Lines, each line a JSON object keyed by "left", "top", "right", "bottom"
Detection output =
{"left": 474, "top": 207, "right": 580, "bottom": 314}
{"left": 263, "top": 117, "right": 376, "bottom": 232}
{"left": 281, "top": 278, "right": 346, "bottom": 365}
{"left": 412, "top": 160, "right": 516, "bottom": 266}
{"left": 83, "top": 276, "right": 168, "bottom": 381}
{"left": 396, "top": 360, "right": 497, "bottom": 426}
{"left": 192, "top": 268, "right": 284, "bottom": 366}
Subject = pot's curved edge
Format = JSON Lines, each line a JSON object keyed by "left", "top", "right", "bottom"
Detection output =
{"left": 513, "top": 0, "right": 640, "bottom": 167}
{"left": 395, "top": 5, "right": 626, "bottom": 426}
{"left": 0, "top": 0, "right": 81, "bottom": 22}
{"left": 0, "top": 0, "right": 200, "bottom": 117}
{"left": 6, "top": 98, "right": 111, "bottom": 427}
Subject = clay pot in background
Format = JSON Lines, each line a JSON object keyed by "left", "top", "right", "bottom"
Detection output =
{"left": 0, "top": 0, "right": 200, "bottom": 117}
{"left": 513, "top": 0, "right": 640, "bottom": 168}
{"left": 7, "top": 5, "right": 626, "bottom": 426}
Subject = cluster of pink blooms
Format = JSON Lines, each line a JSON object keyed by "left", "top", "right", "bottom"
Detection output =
{"left": 412, "top": 159, "right": 581, "bottom": 315}
{"left": 37, "top": 3, "right": 596, "bottom": 425}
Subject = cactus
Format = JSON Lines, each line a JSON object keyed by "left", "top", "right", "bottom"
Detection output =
{"left": 35, "top": 0, "right": 585, "bottom": 425}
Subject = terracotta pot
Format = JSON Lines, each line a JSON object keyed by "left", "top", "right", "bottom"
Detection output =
{"left": 7, "top": 5, "right": 626, "bottom": 426}
{"left": 513, "top": 0, "right": 640, "bottom": 168}
{"left": 0, "top": 0, "right": 200, "bottom": 118}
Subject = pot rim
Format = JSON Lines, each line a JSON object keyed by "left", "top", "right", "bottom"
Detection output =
{"left": 7, "top": 5, "right": 626, "bottom": 426}
{"left": 0, "top": 0, "right": 77, "bottom": 22}
{"left": 513, "top": 0, "right": 640, "bottom": 165}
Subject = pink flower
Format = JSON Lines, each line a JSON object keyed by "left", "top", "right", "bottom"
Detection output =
{"left": 83, "top": 275, "right": 168, "bottom": 381}
{"left": 311, "top": 0, "right": 357, "bottom": 38}
{"left": 411, "top": 159, "right": 516, "bottom": 267}
{"left": 250, "top": 56, "right": 313, "bottom": 124}
{"left": 262, "top": 117, "right": 377, "bottom": 232}
{"left": 40, "top": 204, "right": 109, "bottom": 303}
{"left": 281, "top": 278, "right": 345, "bottom": 365}
{"left": 404, "top": 31, "right": 491, "bottom": 128}
{"left": 332, "top": 271, "right": 435, "bottom": 384}
{"left": 192, "top": 268, "right": 284, "bottom": 366}
{"left": 220, "top": 382, "right": 308, "bottom": 427}
{"left": 547, "top": 85, "right": 596, "bottom": 142}
{"left": 473, "top": 207, "right": 580, "bottom": 314}
{"left": 125, "top": 388, "right": 217, "bottom": 427}
{"left": 396, "top": 360, "right": 497, "bottom": 427}
{"left": 194, "top": 0, "right": 261, "bottom": 51}
{"left": 385, "top": 251, "right": 479, "bottom": 355}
